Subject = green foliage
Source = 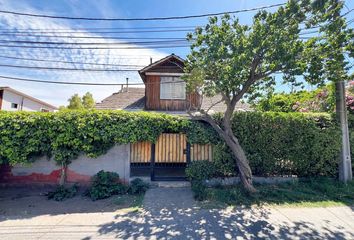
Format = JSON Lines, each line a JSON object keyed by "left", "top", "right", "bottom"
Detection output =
{"left": 255, "top": 85, "right": 335, "bottom": 113}
{"left": 183, "top": 1, "right": 353, "bottom": 105}
{"left": 46, "top": 184, "right": 78, "bottom": 201}
{"left": 204, "top": 178, "right": 354, "bottom": 207}
{"left": 66, "top": 92, "right": 95, "bottom": 110}
{"left": 212, "top": 143, "right": 236, "bottom": 176}
{"left": 86, "top": 171, "right": 128, "bottom": 201}
{"left": 67, "top": 94, "right": 84, "bottom": 110}
{"left": 0, "top": 110, "right": 348, "bottom": 178}
{"left": 186, "top": 161, "right": 218, "bottom": 181}
{"left": 188, "top": 112, "right": 341, "bottom": 179}
{"left": 82, "top": 92, "right": 95, "bottom": 109}
{"left": 128, "top": 178, "right": 150, "bottom": 195}
{"left": 191, "top": 180, "right": 208, "bottom": 201}
{"left": 0, "top": 110, "right": 191, "bottom": 165}
{"left": 232, "top": 112, "right": 341, "bottom": 177}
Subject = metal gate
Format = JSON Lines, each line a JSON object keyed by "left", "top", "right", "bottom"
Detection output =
{"left": 130, "top": 133, "right": 212, "bottom": 181}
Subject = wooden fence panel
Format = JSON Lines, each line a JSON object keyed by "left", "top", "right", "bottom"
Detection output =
{"left": 191, "top": 144, "right": 213, "bottom": 161}
{"left": 130, "top": 141, "right": 151, "bottom": 163}
{"left": 130, "top": 134, "right": 213, "bottom": 163}
{"left": 155, "top": 133, "right": 187, "bottom": 163}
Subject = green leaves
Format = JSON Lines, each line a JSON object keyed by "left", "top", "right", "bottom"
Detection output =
{"left": 0, "top": 110, "right": 190, "bottom": 166}
{"left": 184, "top": 0, "right": 352, "bottom": 104}
{"left": 0, "top": 110, "right": 347, "bottom": 178}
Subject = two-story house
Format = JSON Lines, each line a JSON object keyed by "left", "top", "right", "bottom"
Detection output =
{"left": 96, "top": 54, "right": 250, "bottom": 113}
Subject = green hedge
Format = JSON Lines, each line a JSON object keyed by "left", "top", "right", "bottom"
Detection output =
{"left": 0, "top": 110, "right": 206, "bottom": 165}
{"left": 0, "top": 110, "right": 350, "bottom": 177}
{"left": 231, "top": 112, "right": 341, "bottom": 177}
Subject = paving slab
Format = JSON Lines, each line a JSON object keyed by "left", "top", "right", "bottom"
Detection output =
{"left": 0, "top": 187, "right": 353, "bottom": 239}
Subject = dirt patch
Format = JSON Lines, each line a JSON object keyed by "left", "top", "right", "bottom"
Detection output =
{"left": 0, "top": 185, "right": 142, "bottom": 220}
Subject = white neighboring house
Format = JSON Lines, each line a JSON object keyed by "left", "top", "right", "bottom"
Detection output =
{"left": 0, "top": 87, "right": 57, "bottom": 112}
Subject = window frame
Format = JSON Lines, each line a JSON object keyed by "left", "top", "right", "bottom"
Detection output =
{"left": 159, "top": 76, "right": 186, "bottom": 100}
{"left": 11, "top": 103, "right": 18, "bottom": 109}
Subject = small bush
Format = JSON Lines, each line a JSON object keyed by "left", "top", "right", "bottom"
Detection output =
{"left": 128, "top": 178, "right": 149, "bottom": 195}
{"left": 47, "top": 184, "right": 78, "bottom": 201}
{"left": 191, "top": 180, "right": 208, "bottom": 201}
{"left": 186, "top": 161, "right": 217, "bottom": 201}
{"left": 86, "top": 170, "right": 128, "bottom": 201}
{"left": 186, "top": 160, "right": 218, "bottom": 181}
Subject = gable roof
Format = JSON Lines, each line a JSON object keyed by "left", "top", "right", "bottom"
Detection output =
{"left": 95, "top": 87, "right": 145, "bottom": 110}
{"left": 95, "top": 87, "right": 251, "bottom": 113}
{"left": 139, "top": 54, "right": 185, "bottom": 82}
{"left": 201, "top": 95, "right": 251, "bottom": 113}
{"left": 0, "top": 86, "right": 57, "bottom": 110}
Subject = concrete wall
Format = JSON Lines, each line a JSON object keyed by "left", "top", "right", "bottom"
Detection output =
{"left": 0, "top": 144, "right": 130, "bottom": 185}
{"left": 1, "top": 90, "right": 55, "bottom": 112}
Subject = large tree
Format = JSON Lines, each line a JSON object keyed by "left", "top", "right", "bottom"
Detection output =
{"left": 66, "top": 92, "right": 95, "bottom": 110}
{"left": 82, "top": 92, "right": 95, "bottom": 109}
{"left": 67, "top": 94, "right": 83, "bottom": 110}
{"left": 184, "top": 0, "right": 353, "bottom": 192}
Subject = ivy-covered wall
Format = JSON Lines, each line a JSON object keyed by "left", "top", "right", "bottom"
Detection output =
{"left": 0, "top": 110, "right": 349, "bottom": 178}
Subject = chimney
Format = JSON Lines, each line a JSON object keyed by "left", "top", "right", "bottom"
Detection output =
{"left": 150, "top": 57, "right": 152, "bottom": 64}
{"left": 126, "top": 78, "right": 129, "bottom": 92}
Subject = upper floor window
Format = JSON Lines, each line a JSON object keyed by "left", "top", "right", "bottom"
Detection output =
{"left": 160, "top": 76, "right": 186, "bottom": 100}
{"left": 11, "top": 103, "right": 18, "bottom": 109}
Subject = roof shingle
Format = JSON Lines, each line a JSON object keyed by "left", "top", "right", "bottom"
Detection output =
{"left": 95, "top": 87, "right": 250, "bottom": 112}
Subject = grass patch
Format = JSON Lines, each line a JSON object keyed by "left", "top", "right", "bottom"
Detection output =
{"left": 203, "top": 178, "right": 354, "bottom": 208}
{"left": 112, "top": 194, "right": 144, "bottom": 211}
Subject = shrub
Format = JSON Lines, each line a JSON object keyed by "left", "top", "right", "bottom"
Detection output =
{"left": 231, "top": 112, "right": 341, "bottom": 177}
{"left": 186, "top": 160, "right": 219, "bottom": 181}
{"left": 86, "top": 171, "right": 128, "bottom": 201}
{"left": 46, "top": 184, "right": 78, "bottom": 201}
{"left": 128, "top": 178, "right": 150, "bottom": 195}
{"left": 0, "top": 110, "right": 347, "bottom": 178}
{"left": 191, "top": 180, "right": 208, "bottom": 201}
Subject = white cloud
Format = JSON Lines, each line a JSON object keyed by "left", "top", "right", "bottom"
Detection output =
{"left": 0, "top": 0, "right": 169, "bottom": 107}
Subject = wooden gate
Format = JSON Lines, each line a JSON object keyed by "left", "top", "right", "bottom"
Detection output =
{"left": 130, "top": 133, "right": 212, "bottom": 181}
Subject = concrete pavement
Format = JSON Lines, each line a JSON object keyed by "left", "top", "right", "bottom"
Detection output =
{"left": 0, "top": 187, "right": 353, "bottom": 239}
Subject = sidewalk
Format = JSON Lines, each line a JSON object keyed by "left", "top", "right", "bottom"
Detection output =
{"left": 0, "top": 187, "right": 353, "bottom": 239}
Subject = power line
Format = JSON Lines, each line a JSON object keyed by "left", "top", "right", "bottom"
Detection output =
{"left": 0, "top": 3, "right": 286, "bottom": 21}
{"left": 0, "top": 44, "right": 190, "bottom": 49}
{"left": 0, "top": 75, "right": 187, "bottom": 86}
{"left": 0, "top": 55, "right": 146, "bottom": 67}
{"left": 0, "top": 28, "right": 194, "bottom": 35}
{"left": 0, "top": 39, "right": 189, "bottom": 45}
{"left": 1, "top": 20, "right": 350, "bottom": 42}
{"left": 0, "top": 35, "right": 188, "bottom": 40}
{"left": 0, "top": 63, "right": 141, "bottom": 71}
{"left": 0, "top": 50, "right": 166, "bottom": 59}
{"left": 0, "top": 75, "right": 138, "bottom": 85}
{"left": 0, "top": 25, "right": 198, "bottom": 32}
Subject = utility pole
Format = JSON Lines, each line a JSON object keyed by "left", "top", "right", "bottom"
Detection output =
{"left": 336, "top": 81, "right": 352, "bottom": 182}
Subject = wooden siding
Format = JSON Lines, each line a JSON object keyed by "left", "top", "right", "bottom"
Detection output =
{"left": 145, "top": 75, "right": 160, "bottom": 110}
{"left": 145, "top": 75, "right": 201, "bottom": 111}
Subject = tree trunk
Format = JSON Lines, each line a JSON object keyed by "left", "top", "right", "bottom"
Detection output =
{"left": 196, "top": 113, "right": 257, "bottom": 193}
{"left": 59, "top": 162, "right": 67, "bottom": 186}
{"left": 221, "top": 128, "right": 257, "bottom": 193}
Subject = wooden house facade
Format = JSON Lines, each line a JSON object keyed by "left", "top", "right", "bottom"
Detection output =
{"left": 139, "top": 54, "right": 201, "bottom": 111}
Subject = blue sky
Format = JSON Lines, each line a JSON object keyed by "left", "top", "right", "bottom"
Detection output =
{"left": 0, "top": 0, "right": 353, "bottom": 107}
